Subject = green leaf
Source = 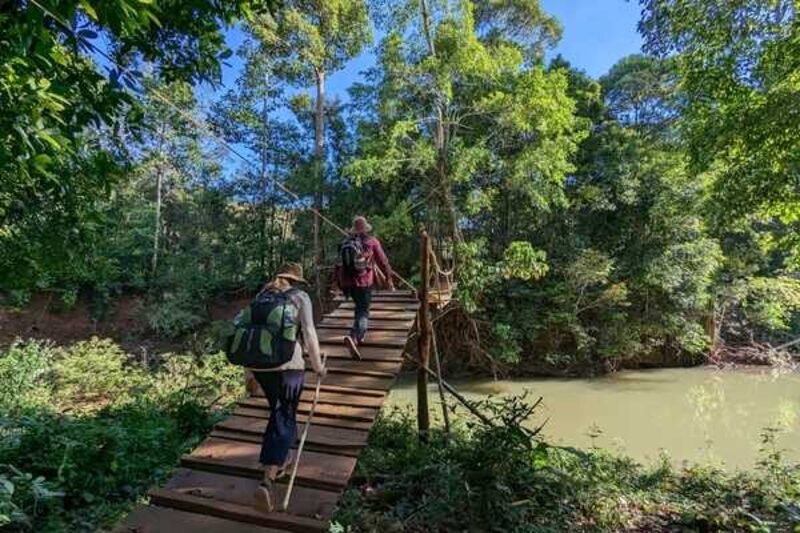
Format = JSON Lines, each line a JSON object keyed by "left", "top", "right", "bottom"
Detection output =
{"left": 32, "top": 154, "right": 52, "bottom": 172}
{"left": 37, "top": 132, "right": 62, "bottom": 151}
{"left": 79, "top": 0, "right": 99, "bottom": 21}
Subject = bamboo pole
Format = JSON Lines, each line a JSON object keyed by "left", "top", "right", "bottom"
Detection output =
{"left": 417, "top": 230, "right": 432, "bottom": 441}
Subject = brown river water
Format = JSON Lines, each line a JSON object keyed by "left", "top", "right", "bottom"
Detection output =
{"left": 386, "top": 367, "right": 800, "bottom": 470}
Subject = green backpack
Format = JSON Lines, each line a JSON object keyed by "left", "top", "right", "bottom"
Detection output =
{"left": 224, "top": 288, "right": 300, "bottom": 369}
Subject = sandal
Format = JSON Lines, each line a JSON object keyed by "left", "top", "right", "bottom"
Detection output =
{"left": 344, "top": 335, "right": 361, "bottom": 360}
{"left": 254, "top": 481, "right": 273, "bottom": 513}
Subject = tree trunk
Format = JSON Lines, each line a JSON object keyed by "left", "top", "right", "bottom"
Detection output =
{"left": 417, "top": 230, "right": 432, "bottom": 441}
{"left": 259, "top": 88, "right": 270, "bottom": 275}
{"left": 151, "top": 124, "right": 167, "bottom": 280}
{"left": 419, "top": 0, "right": 459, "bottom": 244}
{"left": 312, "top": 68, "right": 326, "bottom": 318}
{"left": 151, "top": 168, "right": 163, "bottom": 278}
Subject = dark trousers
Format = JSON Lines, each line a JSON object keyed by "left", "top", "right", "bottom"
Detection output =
{"left": 349, "top": 286, "right": 372, "bottom": 342}
{"left": 253, "top": 370, "right": 304, "bottom": 466}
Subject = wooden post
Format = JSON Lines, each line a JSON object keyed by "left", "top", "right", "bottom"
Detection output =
{"left": 417, "top": 229, "right": 432, "bottom": 441}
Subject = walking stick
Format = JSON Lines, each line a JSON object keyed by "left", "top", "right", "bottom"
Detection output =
{"left": 281, "top": 353, "right": 327, "bottom": 511}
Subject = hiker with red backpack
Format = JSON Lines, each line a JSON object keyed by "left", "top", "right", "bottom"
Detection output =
{"left": 336, "top": 215, "right": 394, "bottom": 359}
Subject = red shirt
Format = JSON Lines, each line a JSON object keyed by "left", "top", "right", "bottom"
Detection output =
{"left": 338, "top": 235, "right": 393, "bottom": 289}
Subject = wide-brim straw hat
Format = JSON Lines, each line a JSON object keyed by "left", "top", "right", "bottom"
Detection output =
{"left": 349, "top": 215, "right": 373, "bottom": 234}
{"left": 275, "top": 262, "right": 307, "bottom": 284}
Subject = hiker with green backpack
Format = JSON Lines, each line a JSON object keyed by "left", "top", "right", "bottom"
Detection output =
{"left": 223, "top": 262, "right": 325, "bottom": 512}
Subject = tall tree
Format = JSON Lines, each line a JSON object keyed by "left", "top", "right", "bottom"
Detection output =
{"left": 639, "top": 0, "right": 800, "bottom": 264}
{"left": 599, "top": 54, "right": 677, "bottom": 133}
{"left": 0, "top": 0, "right": 268, "bottom": 293}
{"left": 133, "top": 80, "right": 203, "bottom": 283}
{"left": 347, "top": 0, "right": 579, "bottom": 249}
{"left": 211, "top": 38, "right": 303, "bottom": 278}
{"left": 250, "top": 0, "right": 372, "bottom": 311}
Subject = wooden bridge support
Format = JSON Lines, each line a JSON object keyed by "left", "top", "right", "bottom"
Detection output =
{"left": 416, "top": 229, "right": 432, "bottom": 441}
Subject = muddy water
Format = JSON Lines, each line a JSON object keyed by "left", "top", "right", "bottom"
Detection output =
{"left": 386, "top": 367, "right": 800, "bottom": 470}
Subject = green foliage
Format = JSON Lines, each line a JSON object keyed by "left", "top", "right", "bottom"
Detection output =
{"left": 347, "top": 0, "right": 583, "bottom": 245}
{"left": 0, "top": 341, "right": 55, "bottom": 414}
{"left": 146, "top": 292, "right": 206, "bottom": 339}
{"left": 0, "top": 0, "right": 267, "bottom": 295}
{"left": 640, "top": 0, "right": 800, "bottom": 253}
{"left": 252, "top": 0, "right": 371, "bottom": 82}
{"left": 500, "top": 242, "right": 549, "bottom": 281}
{"left": 0, "top": 339, "right": 241, "bottom": 530}
{"left": 0, "top": 465, "right": 63, "bottom": 530}
{"left": 717, "top": 276, "right": 800, "bottom": 344}
{"left": 53, "top": 338, "right": 141, "bottom": 411}
{"left": 336, "top": 406, "right": 800, "bottom": 532}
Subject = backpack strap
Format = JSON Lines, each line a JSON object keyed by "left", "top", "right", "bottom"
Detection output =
{"left": 281, "top": 287, "right": 304, "bottom": 334}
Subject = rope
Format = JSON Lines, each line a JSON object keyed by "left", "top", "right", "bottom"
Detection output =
{"left": 428, "top": 246, "right": 454, "bottom": 305}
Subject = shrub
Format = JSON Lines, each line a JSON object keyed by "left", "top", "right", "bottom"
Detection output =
{"left": 53, "top": 338, "right": 145, "bottom": 412}
{"left": 146, "top": 292, "right": 206, "bottom": 339}
{"left": 0, "top": 340, "right": 54, "bottom": 414}
{"left": 0, "top": 339, "right": 241, "bottom": 531}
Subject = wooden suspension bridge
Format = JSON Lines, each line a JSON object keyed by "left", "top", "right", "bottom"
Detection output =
{"left": 116, "top": 289, "right": 422, "bottom": 533}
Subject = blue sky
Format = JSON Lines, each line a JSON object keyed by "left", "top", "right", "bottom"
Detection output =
{"left": 210, "top": 0, "right": 643, "bottom": 106}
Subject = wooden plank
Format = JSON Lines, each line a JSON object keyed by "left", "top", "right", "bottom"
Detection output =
{"left": 304, "top": 370, "right": 395, "bottom": 391}
{"left": 250, "top": 381, "right": 387, "bottom": 398}
{"left": 322, "top": 366, "right": 397, "bottom": 379}
{"left": 314, "top": 383, "right": 386, "bottom": 397}
{"left": 320, "top": 344, "right": 404, "bottom": 362}
{"left": 210, "top": 429, "right": 361, "bottom": 457}
{"left": 333, "top": 298, "right": 418, "bottom": 306}
{"left": 235, "top": 402, "right": 378, "bottom": 423}
{"left": 115, "top": 505, "right": 286, "bottom": 533}
{"left": 337, "top": 302, "right": 419, "bottom": 311}
{"left": 335, "top": 291, "right": 416, "bottom": 300}
{"left": 162, "top": 468, "right": 339, "bottom": 521}
{"left": 317, "top": 329, "right": 409, "bottom": 348}
{"left": 149, "top": 489, "right": 327, "bottom": 533}
{"left": 215, "top": 416, "right": 368, "bottom": 449}
{"left": 317, "top": 318, "right": 412, "bottom": 331}
{"left": 322, "top": 358, "right": 403, "bottom": 375}
{"left": 241, "top": 389, "right": 385, "bottom": 408}
{"left": 371, "top": 289, "right": 415, "bottom": 297}
{"left": 231, "top": 407, "right": 374, "bottom": 431}
{"left": 182, "top": 438, "right": 356, "bottom": 491}
{"left": 325, "top": 309, "right": 417, "bottom": 321}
